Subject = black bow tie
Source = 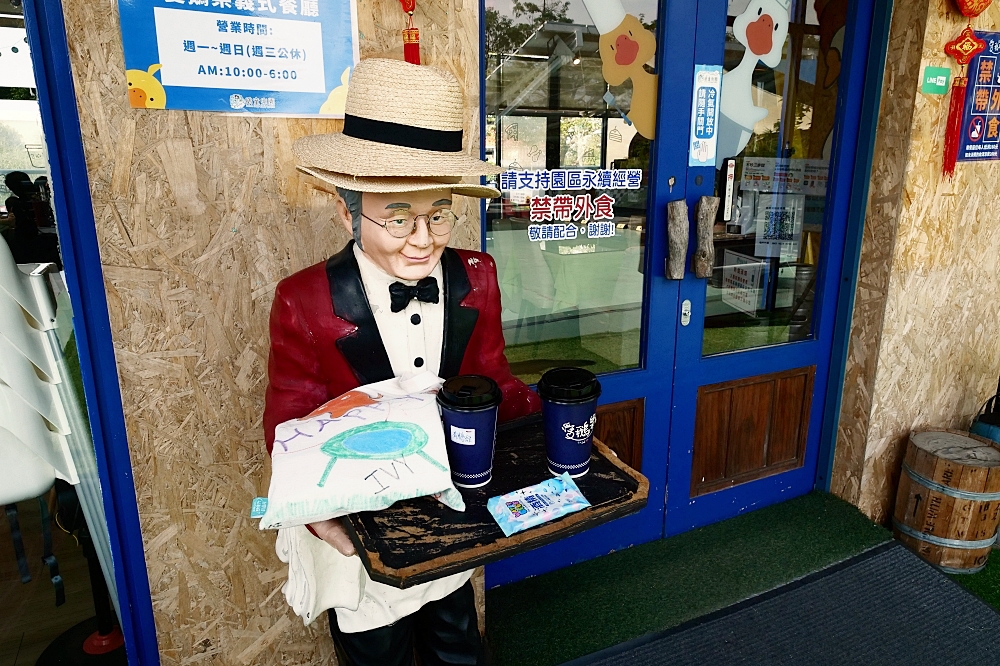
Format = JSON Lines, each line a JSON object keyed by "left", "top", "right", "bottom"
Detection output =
{"left": 389, "top": 277, "right": 440, "bottom": 313}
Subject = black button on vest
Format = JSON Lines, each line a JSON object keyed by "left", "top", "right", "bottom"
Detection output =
{"left": 411, "top": 313, "right": 421, "bottom": 325}
{"left": 414, "top": 357, "right": 424, "bottom": 368}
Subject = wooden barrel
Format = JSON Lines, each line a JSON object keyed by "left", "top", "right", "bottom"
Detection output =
{"left": 893, "top": 429, "right": 1000, "bottom": 574}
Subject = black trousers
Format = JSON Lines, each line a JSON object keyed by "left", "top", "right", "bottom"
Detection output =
{"left": 328, "top": 581, "right": 483, "bottom": 666}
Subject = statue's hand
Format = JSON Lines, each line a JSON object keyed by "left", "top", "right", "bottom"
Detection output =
{"left": 309, "top": 518, "right": 357, "bottom": 557}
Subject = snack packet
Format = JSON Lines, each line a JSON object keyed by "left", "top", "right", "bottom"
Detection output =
{"left": 487, "top": 473, "right": 590, "bottom": 537}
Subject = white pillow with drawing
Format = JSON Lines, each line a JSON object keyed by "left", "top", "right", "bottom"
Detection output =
{"left": 259, "top": 372, "right": 464, "bottom": 530}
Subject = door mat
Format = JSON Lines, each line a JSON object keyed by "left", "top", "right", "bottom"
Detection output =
{"left": 486, "top": 492, "right": 891, "bottom": 666}
{"left": 564, "top": 542, "right": 1000, "bottom": 666}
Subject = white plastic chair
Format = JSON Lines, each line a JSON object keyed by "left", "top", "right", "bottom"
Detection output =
{"left": 0, "top": 236, "right": 120, "bottom": 621}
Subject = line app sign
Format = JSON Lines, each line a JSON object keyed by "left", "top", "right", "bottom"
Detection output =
{"left": 154, "top": 8, "right": 325, "bottom": 93}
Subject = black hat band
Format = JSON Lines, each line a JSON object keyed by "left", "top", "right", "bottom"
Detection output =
{"left": 343, "top": 114, "right": 464, "bottom": 153}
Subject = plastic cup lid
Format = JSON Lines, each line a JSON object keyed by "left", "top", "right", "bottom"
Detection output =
{"left": 537, "top": 367, "right": 601, "bottom": 402}
{"left": 437, "top": 375, "right": 503, "bottom": 409}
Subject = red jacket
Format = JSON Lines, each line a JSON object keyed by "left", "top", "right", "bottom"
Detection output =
{"left": 264, "top": 242, "right": 540, "bottom": 453}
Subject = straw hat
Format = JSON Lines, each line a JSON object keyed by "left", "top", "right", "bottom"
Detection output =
{"left": 294, "top": 58, "right": 501, "bottom": 198}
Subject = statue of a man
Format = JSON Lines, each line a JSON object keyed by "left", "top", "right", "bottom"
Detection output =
{"left": 264, "top": 58, "right": 539, "bottom": 665}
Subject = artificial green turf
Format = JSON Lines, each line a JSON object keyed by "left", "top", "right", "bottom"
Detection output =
{"left": 951, "top": 555, "right": 1000, "bottom": 612}
{"left": 505, "top": 331, "right": 639, "bottom": 384}
{"left": 702, "top": 324, "right": 791, "bottom": 356}
{"left": 486, "top": 492, "right": 890, "bottom": 666}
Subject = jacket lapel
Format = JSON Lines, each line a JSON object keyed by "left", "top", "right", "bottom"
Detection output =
{"left": 439, "top": 248, "right": 479, "bottom": 379}
{"left": 325, "top": 242, "right": 395, "bottom": 385}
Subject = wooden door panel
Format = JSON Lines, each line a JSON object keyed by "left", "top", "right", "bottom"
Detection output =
{"left": 691, "top": 366, "right": 815, "bottom": 497}
{"left": 595, "top": 398, "right": 645, "bottom": 472}
{"left": 724, "top": 382, "right": 773, "bottom": 477}
{"left": 692, "top": 388, "right": 731, "bottom": 485}
{"left": 768, "top": 373, "right": 813, "bottom": 465}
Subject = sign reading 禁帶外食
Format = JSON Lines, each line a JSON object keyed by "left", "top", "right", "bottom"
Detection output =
{"left": 958, "top": 31, "right": 1000, "bottom": 162}
{"left": 500, "top": 169, "right": 641, "bottom": 241}
{"left": 117, "top": 0, "right": 359, "bottom": 115}
{"left": 526, "top": 194, "right": 617, "bottom": 241}
{"left": 688, "top": 64, "right": 723, "bottom": 167}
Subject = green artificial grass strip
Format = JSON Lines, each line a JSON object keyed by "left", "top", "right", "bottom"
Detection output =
{"left": 950, "top": 555, "right": 1000, "bottom": 612}
{"left": 505, "top": 331, "right": 639, "bottom": 385}
{"left": 486, "top": 492, "right": 890, "bottom": 666}
{"left": 702, "top": 324, "right": 791, "bottom": 356}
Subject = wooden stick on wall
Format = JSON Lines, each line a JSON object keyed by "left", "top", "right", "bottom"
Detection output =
{"left": 666, "top": 199, "right": 689, "bottom": 280}
{"left": 692, "top": 196, "right": 720, "bottom": 279}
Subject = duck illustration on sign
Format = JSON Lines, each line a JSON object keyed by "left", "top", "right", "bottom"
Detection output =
{"left": 582, "top": 0, "right": 658, "bottom": 140}
{"left": 319, "top": 67, "right": 352, "bottom": 115}
{"left": 717, "top": 0, "right": 790, "bottom": 164}
{"left": 126, "top": 64, "right": 166, "bottom": 109}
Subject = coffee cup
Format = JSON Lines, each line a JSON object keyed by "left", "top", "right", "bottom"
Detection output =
{"left": 437, "top": 375, "right": 503, "bottom": 488}
{"left": 537, "top": 367, "right": 602, "bottom": 478}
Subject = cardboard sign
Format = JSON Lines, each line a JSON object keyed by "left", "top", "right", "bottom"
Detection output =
{"left": 117, "top": 0, "right": 359, "bottom": 115}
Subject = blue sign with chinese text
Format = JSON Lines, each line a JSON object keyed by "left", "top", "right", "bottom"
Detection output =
{"left": 688, "top": 64, "right": 723, "bottom": 167}
{"left": 118, "top": 0, "right": 358, "bottom": 115}
{"left": 958, "top": 31, "right": 1000, "bottom": 162}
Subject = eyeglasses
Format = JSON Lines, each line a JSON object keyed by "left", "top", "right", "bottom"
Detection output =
{"left": 362, "top": 209, "right": 459, "bottom": 238}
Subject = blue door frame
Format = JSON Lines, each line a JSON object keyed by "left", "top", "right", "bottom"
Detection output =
{"left": 665, "top": 0, "right": 881, "bottom": 534}
{"left": 22, "top": 0, "right": 161, "bottom": 661}
{"left": 19, "top": 0, "right": 892, "bottom": 655}
{"left": 485, "top": 0, "right": 890, "bottom": 586}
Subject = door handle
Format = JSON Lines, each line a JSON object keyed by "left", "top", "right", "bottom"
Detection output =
{"left": 667, "top": 196, "right": 720, "bottom": 280}
{"left": 666, "top": 199, "right": 688, "bottom": 280}
{"left": 692, "top": 196, "right": 720, "bottom": 279}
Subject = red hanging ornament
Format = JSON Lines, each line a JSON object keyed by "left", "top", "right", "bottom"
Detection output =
{"left": 399, "top": 0, "right": 420, "bottom": 65}
{"left": 942, "top": 26, "right": 987, "bottom": 178}
{"left": 945, "top": 25, "right": 988, "bottom": 62}
{"left": 953, "top": 0, "right": 993, "bottom": 17}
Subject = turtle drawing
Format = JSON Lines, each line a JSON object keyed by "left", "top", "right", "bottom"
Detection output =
{"left": 316, "top": 421, "right": 447, "bottom": 488}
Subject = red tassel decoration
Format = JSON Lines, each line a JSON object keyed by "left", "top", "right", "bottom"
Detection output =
{"left": 399, "top": 0, "right": 420, "bottom": 64}
{"left": 403, "top": 19, "right": 420, "bottom": 65}
{"left": 943, "top": 76, "right": 967, "bottom": 178}
{"left": 942, "top": 26, "right": 986, "bottom": 178}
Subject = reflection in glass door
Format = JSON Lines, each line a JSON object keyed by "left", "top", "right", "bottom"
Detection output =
{"left": 483, "top": 0, "right": 656, "bottom": 384}
{"left": 704, "top": 0, "right": 843, "bottom": 356}
{"left": 666, "top": 0, "right": 875, "bottom": 534}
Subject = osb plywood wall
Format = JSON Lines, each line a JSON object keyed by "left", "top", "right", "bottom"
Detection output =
{"left": 59, "top": 0, "right": 482, "bottom": 661}
{"left": 833, "top": 0, "right": 1000, "bottom": 523}
{"left": 829, "top": 0, "right": 929, "bottom": 511}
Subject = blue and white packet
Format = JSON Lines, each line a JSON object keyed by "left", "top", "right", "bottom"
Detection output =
{"left": 487, "top": 473, "right": 591, "bottom": 537}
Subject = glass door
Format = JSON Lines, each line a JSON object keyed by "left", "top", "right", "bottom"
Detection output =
{"left": 665, "top": 0, "right": 876, "bottom": 533}
{"left": 479, "top": 0, "right": 877, "bottom": 584}
{"left": 481, "top": 0, "right": 690, "bottom": 585}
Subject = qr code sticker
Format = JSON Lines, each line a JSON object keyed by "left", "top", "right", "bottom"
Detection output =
{"left": 763, "top": 209, "right": 794, "bottom": 241}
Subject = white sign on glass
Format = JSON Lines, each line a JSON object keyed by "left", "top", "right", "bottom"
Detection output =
{"left": 722, "top": 250, "right": 765, "bottom": 315}
{"left": 0, "top": 28, "right": 36, "bottom": 89}
{"left": 753, "top": 192, "right": 804, "bottom": 260}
